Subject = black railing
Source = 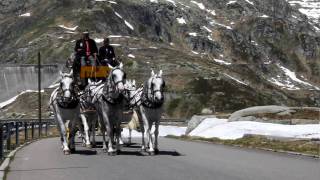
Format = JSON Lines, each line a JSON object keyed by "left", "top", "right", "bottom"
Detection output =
{"left": 0, "top": 119, "right": 56, "bottom": 160}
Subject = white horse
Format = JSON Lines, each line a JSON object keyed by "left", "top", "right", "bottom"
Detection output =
{"left": 78, "top": 80, "right": 101, "bottom": 148}
{"left": 124, "top": 79, "right": 143, "bottom": 145}
{"left": 125, "top": 71, "right": 165, "bottom": 155}
{"left": 49, "top": 70, "right": 80, "bottom": 155}
{"left": 89, "top": 63, "right": 126, "bottom": 155}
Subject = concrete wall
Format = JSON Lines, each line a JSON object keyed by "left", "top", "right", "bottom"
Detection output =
{"left": 0, "top": 65, "right": 61, "bottom": 102}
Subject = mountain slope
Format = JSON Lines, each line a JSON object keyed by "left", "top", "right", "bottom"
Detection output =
{"left": 0, "top": 0, "right": 320, "bottom": 117}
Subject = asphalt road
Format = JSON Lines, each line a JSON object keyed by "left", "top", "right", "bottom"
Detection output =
{"left": 6, "top": 137, "right": 320, "bottom": 180}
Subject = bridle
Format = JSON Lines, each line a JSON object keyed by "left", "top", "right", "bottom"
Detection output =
{"left": 59, "top": 75, "right": 77, "bottom": 100}
{"left": 149, "top": 76, "right": 165, "bottom": 100}
{"left": 109, "top": 68, "right": 126, "bottom": 88}
{"left": 125, "top": 86, "right": 143, "bottom": 108}
{"left": 142, "top": 76, "right": 165, "bottom": 108}
{"left": 102, "top": 67, "right": 126, "bottom": 104}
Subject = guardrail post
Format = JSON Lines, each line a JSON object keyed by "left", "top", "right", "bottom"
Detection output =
{"left": 31, "top": 122, "right": 34, "bottom": 139}
{"left": 0, "top": 123, "right": 3, "bottom": 160}
{"left": 45, "top": 122, "right": 48, "bottom": 137}
{"left": 6, "top": 123, "right": 11, "bottom": 150}
{"left": 24, "top": 122, "right": 28, "bottom": 142}
{"left": 39, "top": 122, "right": 42, "bottom": 138}
{"left": 15, "top": 122, "right": 19, "bottom": 147}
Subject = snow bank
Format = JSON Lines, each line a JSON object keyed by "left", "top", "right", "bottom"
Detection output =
{"left": 121, "top": 125, "right": 187, "bottom": 137}
{"left": 0, "top": 90, "right": 44, "bottom": 109}
{"left": 189, "top": 118, "right": 320, "bottom": 140}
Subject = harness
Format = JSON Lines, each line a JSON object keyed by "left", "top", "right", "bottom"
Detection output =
{"left": 125, "top": 87, "right": 143, "bottom": 109}
{"left": 101, "top": 68, "right": 126, "bottom": 104}
{"left": 56, "top": 88, "right": 79, "bottom": 109}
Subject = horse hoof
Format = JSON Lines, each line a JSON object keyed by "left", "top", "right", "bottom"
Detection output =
{"left": 148, "top": 151, "right": 155, "bottom": 156}
{"left": 86, "top": 144, "right": 92, "bottom": 149}
{"left": 64, "top": 150, "right": 70, "bottom": 155}
{"left": 108, "top": 151, "right": 116, "bottom": 156}
{"left": 82, "top": 143, "right": 86, "bottom": 147}
{"left": 154, "top": 149, "right": 159, "bottom": 155}
{"left": 116, "top": 150, "right": 121, "bottom": 155}
{"left": 102, "top": 149, "right": 108, "bottom": 153}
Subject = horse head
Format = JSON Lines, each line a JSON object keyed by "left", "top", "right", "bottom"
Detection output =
{"left": 59, "top": 70, "right": 75, "bottom": 99}
{"left": 108, "top": 62, "right": 126, "bottom": 95}
{"left": 148, "top": 70, "right": 165, "bottom": 104}
{"left": 124, "top": 79, "right": 139, "bottom": 106}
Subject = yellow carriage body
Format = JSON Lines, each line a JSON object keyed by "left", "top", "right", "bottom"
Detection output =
{"left": 80, "top": 66, "right": 111, "bottom": 78}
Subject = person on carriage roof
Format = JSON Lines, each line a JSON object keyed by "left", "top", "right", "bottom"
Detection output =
{"left": 99, "top": 37, "right": 119, "bottom": 67}
{"left": 74, "top": 30, "right": 98, "bottom": 67}
{"left": 73, "top": 30, "right": 98, "bottom": 89}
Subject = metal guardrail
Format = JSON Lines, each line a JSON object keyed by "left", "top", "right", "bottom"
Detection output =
{"left": 0, "top": 119, "right": 56, "bottom": 160}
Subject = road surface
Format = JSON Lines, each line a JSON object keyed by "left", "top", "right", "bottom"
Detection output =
{"left": 6, "top": 137, "right": 320, "bottom": 180}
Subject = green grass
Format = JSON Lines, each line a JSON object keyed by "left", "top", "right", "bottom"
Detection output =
{"left": 167, "top": 135, "right": 320, "bottom": 157}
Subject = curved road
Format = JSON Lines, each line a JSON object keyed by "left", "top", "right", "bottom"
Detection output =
{"left": 6, "top": 137, "right": 319, "bottom": 180}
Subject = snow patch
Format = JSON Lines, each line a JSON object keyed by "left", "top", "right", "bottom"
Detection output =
{"left": 202, "top": 26, "right": 212, "bottom": 33}
{"left": 191, "top": 1, "right": 205, "bottom": 10}
{"left": 125, "top": 20, "right": 134, "bottom": 30}
{"left": 224, "top": 73, "right": 248, "bottom": 86}
{"left": 214, "top": 59, "right": 231, "bottom": 65}
{"left": 19, "top": 12, "right": 31, "bottom": 17}
{"left": 128, "top": 54, "right": 135, "bottom": 58}
{"left": 189, "top": 118, "right": 320, "bottom": 140}
{"left": 278, "top": 64, "right": 320, "bottom": 90}
{"left": 177, "top": 17, "right": 187, "bottom": 24}
{"left": 210, "top": 21, "right": 232, "bottom": 30}
{"left": 58, "top": 25, "right": 78, "bottom": 31}
{"left": 0, "top": 90, "right": 44, "bottom": 109}
{"left": 192, "top": 51, "right": 199, "bottom": 55}
{"left": 121, "top": 125, "right": 187, "bottom": 138}
{"left": 114, "top": 12, "right": 123, "bottom": 19}
{"left": 188, "top": 32, "right": 198, "bottom": 36}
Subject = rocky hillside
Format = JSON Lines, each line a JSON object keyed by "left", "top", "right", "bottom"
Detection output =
{"left": 0, "top": 0, "right": 320, "bottom": 118}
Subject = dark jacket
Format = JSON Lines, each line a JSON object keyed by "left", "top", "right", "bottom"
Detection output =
{"left": 99, "top": 45, "right": 115, "bottom": 61}
{"left": 74, "top": 39, "right": 98, "bottom": 57}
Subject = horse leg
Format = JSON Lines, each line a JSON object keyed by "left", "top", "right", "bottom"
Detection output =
{"left": 154, "top": 121, "right": 159, "bottom": 154}
{"left": 102, "top": 110, "right": 115, "bottom": 155}
{"left": 101, "top": 127, "right": 107, "bottom": 152}
{"left": 68, "top": 119, "right": 77, "bottom": 153}
{"left": 147, "top": 125, "right": 155, "bottom": 155}
{"left": 56, "top": 114, "right": 70, "bottom": 155}
{"left": 80, "top": 114, "right": 91, "bottom": 148}
{"left": 138, "top": 109, "right": 147, "bottom": 152}
{"left": 115, "top": 124, "right": 121, "bottom": 154}
{"left": 91, "top": 117, "right": 97, "bottom": 148}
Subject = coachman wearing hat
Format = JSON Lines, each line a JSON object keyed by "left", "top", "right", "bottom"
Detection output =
{"left": 73, "top": 30, "right": 98, "bottom": 87}
{"left": 99, "top": 38, "right": 119, "bottom": 67}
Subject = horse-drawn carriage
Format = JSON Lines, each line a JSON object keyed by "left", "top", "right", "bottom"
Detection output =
{"left": 50, "top": 63, "right": 166, "bottom": 156}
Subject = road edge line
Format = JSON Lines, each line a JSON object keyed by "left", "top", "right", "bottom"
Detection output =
{"left": 0, "top": 140, "right": 38, "bottom": 180}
